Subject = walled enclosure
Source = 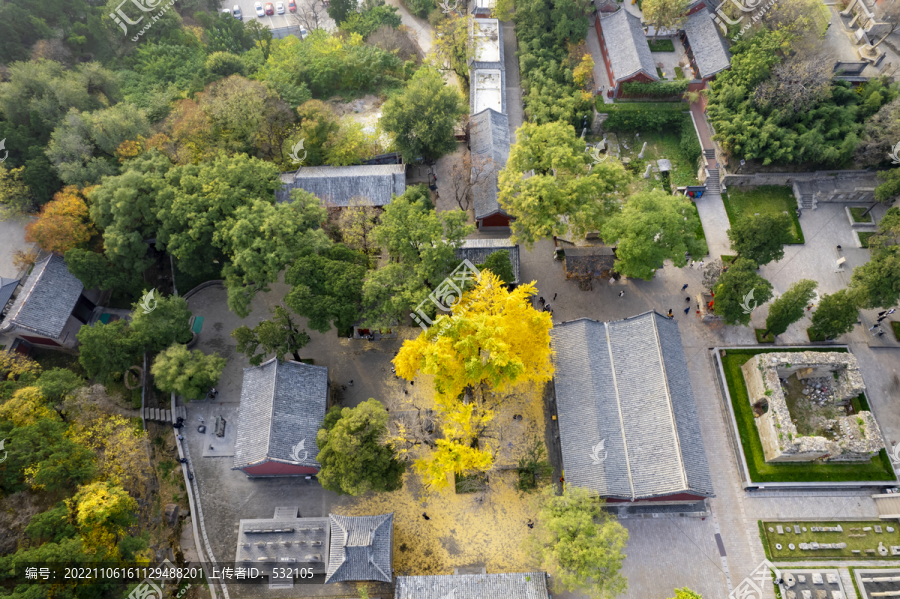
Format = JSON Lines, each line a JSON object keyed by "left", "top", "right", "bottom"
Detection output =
{"left": 741, "top": 352, "right": 884, "bottom": 463}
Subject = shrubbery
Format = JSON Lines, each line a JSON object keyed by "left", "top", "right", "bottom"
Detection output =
{"left": 620, "top": 80, "right": 689, "bottom": 98}
{"left": 601, "top": 102, "right": 687, "bottom": 132}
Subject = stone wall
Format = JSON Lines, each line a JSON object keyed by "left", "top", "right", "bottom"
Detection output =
{"left": 721, "top": 170, "right": 878, "bottom": 198}
{"left": 741, "top": 352, "right": 883, "bottom": 463}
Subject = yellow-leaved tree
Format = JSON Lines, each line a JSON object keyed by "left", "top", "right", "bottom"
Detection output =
{"left": 0, "top": 387, "right": 58, "bottom": 426}
{"left": 68, "top": 481, "right": 138, "bottom": 558}
{"left": 393, "top": 270, "right": 554, "bottom": 489}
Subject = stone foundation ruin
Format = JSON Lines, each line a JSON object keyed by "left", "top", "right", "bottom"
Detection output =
{"left": 741, "top": 352, "right": 884, "bottom": 463}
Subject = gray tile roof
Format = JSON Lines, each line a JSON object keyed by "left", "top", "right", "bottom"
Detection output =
{"left": 470, "top": 109, "right": 510, "bottom": 220}
{"left": 550, "top": 312, "right": 714, "bottom": 500}
{"left": 683, "top": 7, "right": 731, "bottom": 79}
{"left": 276, "top": 164, "right": 406, "bottom": 207}
{"left": 0, "top": 254, "right": 83, "bottom": 339}
{"left": 396, "top": 572, "right": 551, "bottom": 599}
{"left": 325, "top": 513, "right": 393, "bottom": 583}
{"left": 455, "top": 238, "right": 520, "bottom": 284}
{"left": 236, "top": 515, "right": 330, "bottom": 572}
{"left": 0, "top": 277, "right": 20, "bottom": 315}
{"left": 599, "top": 9, "right": 658, "bottom": 82}
{"left": 233, "top": 358, "right": 329, "bottom": 471}
{"left": 469, "top": 19, "right": 504, "bottom": 69}
{"left": 563, "top": 247, "right": 616, "bottom": 279}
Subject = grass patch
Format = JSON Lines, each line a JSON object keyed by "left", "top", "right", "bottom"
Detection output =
{"left": 656, "top": 67, "right": 666, "bottom": 79}
{"left": 688, "top": 201, "right": 707, "bottom": 245}
{"left": 105, "top": 376, "right": 143, "bottom": 410}
{"left": 617, "top": 118, "right": 700, "bottom": 188}
{"left": 755, "top": 329, "right": 775, "bottom": 343}
{"left": 892, "top": 321, "right": 900, "bottom": 341}
{"left": 721, "top": 254, "right": 736, "bottom": 263}
{"left": 850, "top": 207, "right": 873, "bottom": 223}
{"left": 720, "top": 347, "right": 895, "bottom": 483}
{"left": 674, "top": 66, "right": 685, "bottom": 79}
{"left": 807, "top": 328, "right": 828, "bottom": 342}
{"left": 858, "top": 231, "right": 876, "bottom": 248}
{"left": 721, "top": 186, "right": 805, "bottom": 244}
{"left": 648, "top": 39, "right": 676, "bottom": 52}
{"left": 761, "top": 520, "right": 900, "bottom": 560}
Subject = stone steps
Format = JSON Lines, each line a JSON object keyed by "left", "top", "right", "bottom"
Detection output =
{"left": 707, "top": 168, "right": 721, "bottom": 193}
{"left": 142, "top": 406, "right": 186, "bottom": 423}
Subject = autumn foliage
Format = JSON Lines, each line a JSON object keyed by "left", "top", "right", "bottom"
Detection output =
{"left": 24, "top": 186, "right": 97, "bottom": 254}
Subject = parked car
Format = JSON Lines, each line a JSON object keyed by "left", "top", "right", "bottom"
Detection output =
{"left": 288, "top": 0, "right": 296, "bottom": 12}
{"left": 255, "top": 1, "right": 265, "bottom": 16}
{"left": 276, "top": 1, "right": 285, "bottom": 13}
{"left": 265, "top": 2, "right": 274, "bottom": 15}
{"left": 232, "top": 5, "right": 242, "bottom": 19}
{"left": 299, "top": 28, "right": 308, "bottom": 39}
{"left": 220, "top": 8, "right": 231, "bottom": 16}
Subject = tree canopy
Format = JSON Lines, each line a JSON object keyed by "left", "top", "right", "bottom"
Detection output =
{"left": 763, "top": 279, "right": 817, "bottom": 337}
{"left": 712, "top": 258, "right": 774, "bottom": 326}
{"left": 285, "top": 244, "right": 368, "bottom": 333}
{"left": 528, "top": 485, "right": 629, "bottom": 599}
{"left": 316, "top": 400, "right": 406, "bottom": 495}
{"left": 499, "top": 121, "right": 629, "bottom": 247}
{"left": 151, "top": 344, "right": 226, "bottom": 401}
{"left": 601, "top": 189, "right": 707, "bottom": 280}
{"left": 727, "top": 213, "right": 793, "bottom": 266}
{"left": 232, "top": 306, "right": 311, "bottom": 366}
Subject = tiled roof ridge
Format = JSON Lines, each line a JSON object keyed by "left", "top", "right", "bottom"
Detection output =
{"left": 604, "top": 320, "right": 635, "bottom": 501}
{"left": 649, "top": 314, "right": 690, "bottom": 492}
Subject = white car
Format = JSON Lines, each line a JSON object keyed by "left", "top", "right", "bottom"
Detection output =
{"left": 255, "top": 1, "right": 265, "bottom": 16}
{"left": 276, "top": 1, "right": 285, "bottom": 13}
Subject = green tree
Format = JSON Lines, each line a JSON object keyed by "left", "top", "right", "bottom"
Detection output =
{"left": 809, "top": 289, "right": 860, "bottom": 340}
{"left": 669, "top": 589, "right": 704, "bottom": 599}
{"left": 215, "top": 193, "right": 331, "bottom": 317}
{"left": 129, "top": 293, "right": 193, "bottom": 352}
{"left": 0, "top": 165, "right": 34, "bottom": 218}
{"left": 327, "top": 0, "right": 357, "bottom": 24}
{"left": 499, "top": 121, "right": 629, "bottom": 247}
{"left": 87, "top": 151, "right": 172, "bottom": 275}
{"left": 601, "top": 189, "right": 707, "bottom": 280}
{"left": 151, "top": 345, "right": 226, "bottom": 401}
{"left": 641, "top": 0, "right": 691, "bottom": 40}
{"left": 26, "top": 503, "right": 79, "bottom": 545}
{"left": 246, "top": 20, "right": 274, "bottom": 60}
{"left": 340, "top": 4, "right": 402, "bottom": 38}
{"left": 712, "top": 258, "right": 774, "bottom": 326}
{"left": 64, "top": 249, "right": 141, "bottom": 294}
{"left": 206, "top": 51, "right": 247, "bottom": 78}
{"left": 726, "top": 213, "right": 793, "bottom": 266}
{"left": 480, "top": 250, "right": 515, "bottom": 285}
{"left": 231, "top": 305, "right": 311, "bottom": 366}
{"left": 293, "top": 100, "right": 341, "bottom": 166}
{"left": 380, "top": 66, "right": 466, "bottom": 163}
{"left": 316, "top": 399, "right": 406, "bottom": 495}
{"left": 527, "top": 485, "right": 628, "bottom": 599}
{"left": 76, "top": 321, "right": 142, "bottom": 384}
{"left": 849, "top": 245, "right": 900, "bottom": 309}
{"left": 361, "top": 186, "right": 472, "bottom": 327}
{"left": 0, "top": 419, "right": 97, "bottom": 494}
{"left": 34, "top": 369, "right": 84, "bottom": 403}
{"left": 874, "top": 169, "right": 900, "bottom": 204}
{"left": 156, "top": 153, "right": 283, "bottom": 277}
{"left": 285, "top": 244, "right": 368, "bottom": 333}
{"left": 762, "top": 279, "right": 817, "bottom": 337}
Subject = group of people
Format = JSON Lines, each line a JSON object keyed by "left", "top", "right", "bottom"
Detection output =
{"left": 869, "top": 308, "right": 896, "bottom": 337}
{"left": 538, "top": 294, "right": 557, "bottom": 315}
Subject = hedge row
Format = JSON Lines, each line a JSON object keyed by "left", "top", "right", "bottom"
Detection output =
{"left": 600, "top": 103, "right": 688, "bottom": 132}
{"left": 620, "top": 80, "right": 689, "bottom": 98}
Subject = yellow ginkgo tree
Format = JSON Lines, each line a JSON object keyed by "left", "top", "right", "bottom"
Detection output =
{"left": 392, "top": 270, "right": 554, "bottom": 490}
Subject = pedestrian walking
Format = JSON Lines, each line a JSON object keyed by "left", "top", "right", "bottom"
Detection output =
{"left": 836, "top": 245, "right": 842, "bottom": 251}
{"left": 198, "top": 416, "right": 205, "bottom": 424}
{"left": 526, "top": 519, "right": 534, "bottom": 529}
{"left": 681, "top": 284, "right": 689, "bottom": 291}
{"left": 422, "top": 513, "right": 431, "bottom": 520}
{"left": 690, "top": 260, "right": 695, "bottom": 268}
{"left": 878, "top": 310, "right": 888, "bottom": 317}
{"left": 341, "top": 385, "right": 347, "bottom": 391}
{"left": 877, "top": 316, "right": 886, "bottom": 323}
{"left": 685, "top": 296, "right": 690, "bottom": 302}
{"left": 609, "top": 277, "right": 615, "bottom": 285}
{"left": 545, "top": 302, "right": 552, "bottom": 311}
{"left": 553, "top": 293, "right": 557, "bottom": 301}
{"left": 539, "top": 296, "right": 545, "bottom": 305}
{"left": 888, "top": 309, "right": 896, "bottom": 315}
{"left": 878, "top": 331, "right": 885, "bottom": 337}
{"left": 698, "top": 260, "right": 704, "bottom": 268}
{"left": 684, "top": 306, "right": 690, "bottom": 315}
{"left": 619, "top": 290, "right": 625, "bottom": 297}
{"left": 667, "top": 309, "right": 673, "bottom": 318}
{"left": 349, "top": 380, "right": 353, "bottom": 386}
{"left": 869, "top": 324, "right": 879, "bottom": 331}
{"left": 177, "top": 435, "right": 184, "bottom": 441}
